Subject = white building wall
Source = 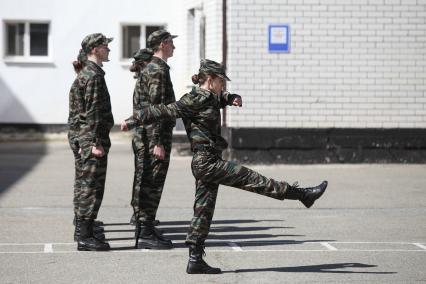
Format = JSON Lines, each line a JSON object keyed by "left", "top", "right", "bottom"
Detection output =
{"left": 1, "top": 0, "right": 425, "bottom": 129}
{"left": 203, "top": 0, "right": 223, "bottom": 63}
{"left": 183, "top": 0, "right": 223, "bottom": 89}
{"left": 226, "top": 0, "right": 426, "bottom": 128}
{"left": 0, "top": 0, "right": 186, "bottom": 124}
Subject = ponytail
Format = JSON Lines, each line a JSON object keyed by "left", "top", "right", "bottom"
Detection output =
{"left": 72, "top": 49, "right": 87, "bottom": 73}
{"left": 129, "top": 60, "right": 146, "bottom": 79}
{"left": 191, "top": 74, "right": 200, "bottom": 84}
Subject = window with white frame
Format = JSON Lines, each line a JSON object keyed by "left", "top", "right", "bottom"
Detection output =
{"left": 121, "top": 24, "right": 164, "bottom": 59}
{"left": 4, "top": 21, "right": 50, "bottom": 60}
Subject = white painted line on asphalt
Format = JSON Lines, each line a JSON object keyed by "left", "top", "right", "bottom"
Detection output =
{"left": 320, "top": 242, "right": 338, "bottom": 251}
{"left": 22, "top": 207, "right": 46, "bottom": 210}
{"left": 0, "top": 241, "right": 425, "bottom": 254}
{"left": 0, "top": 242, "right": 70, "bottom": 246}
{"left": 1, "top": 249, "right": 426, "bottom": 254}
{"left": 413, "top": 243, "right": 426, "bottom": 250}
{"left": 228, "top": 242, "right": 243, "bottom": 251}
{"left": 238, "top": 249, "right": 426, "bottom": 252}
{"left": 0, "top": 241, "right": 421, "bottom": 246}
{"left": 44, "top": 244, "right": 53, "bottom": 253}
{"left": 331, "top": 241, "right": 417, "bottom": 244}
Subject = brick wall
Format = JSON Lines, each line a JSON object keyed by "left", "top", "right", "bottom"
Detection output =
{"left": 227, "top": 0, "right": 426, "bottom": 128}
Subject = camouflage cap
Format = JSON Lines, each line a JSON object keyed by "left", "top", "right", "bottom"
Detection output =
{"left": 199, "top": 59, "right": 231, "bottom": 81}
{"left": 81, "top": 33, "right": 113, "bottom": 53}
{"left": 147, "top": 29, "right": 177, "bottom": 48}
{"left": 133, "top": 48, "right": 153, "bottom": 62}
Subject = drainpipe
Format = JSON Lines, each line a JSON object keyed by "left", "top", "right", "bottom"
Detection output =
{"left": 222, "top": 0, "right": 228, "bottom": 127}
{"left": 222, "top": 0, "right": 233, "bottom": 159}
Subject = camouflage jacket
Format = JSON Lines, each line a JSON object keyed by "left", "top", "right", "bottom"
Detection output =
{"left": 126, "top": 56, "right": 176, "bottom": 145}
{"left": 124, "top": 74, "right": 149, "bottom": 132}
{"left": 137, "top": 87, "right": 240, "bottom": 152}
{"left": 67, "top": 61, "right": 114, "bottom": 158}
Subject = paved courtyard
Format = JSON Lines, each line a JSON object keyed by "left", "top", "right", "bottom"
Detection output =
{"left": 0, "top": 138, "right": 425, "bottom": 283}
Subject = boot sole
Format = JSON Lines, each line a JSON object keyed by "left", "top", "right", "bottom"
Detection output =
{"left": 74, "top": 234, "right": 106, "bottom": 242}
{"left": 134, "top": 229, "right": 164, "bottom": 238}
{"left": 77, "top": 246, "right": 110, "bottom": 251}
{"left": 301, "top": 181, "right": 328, "bottom": 208}
{"left": 186, "top": 268, "right": 222, "bottom": 274}
{"left": 186, "top": 270, "right": 222, "bottom": 274}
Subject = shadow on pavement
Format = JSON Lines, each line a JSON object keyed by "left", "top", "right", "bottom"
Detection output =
{"left": 161, "top": 225, "right": 295, "bottom": 234}
{"left": 103, "top": 219, "right": 331, "bottom": 250}
{"left": 0, "top": 77, "right": 49, "bottom": 197}
{"left": 103, "top": 219, "right": 284, "bottom": 227}
{"left": 208, "top": 239, "right": 334, "bottom": 247}
{"left": 102, "top": 223, "right": 133, "bottom": 227}
{"left": 102, "top": 219, "right": 284, "bottom": 227}
{"left": 103, "top": 219, "right": 291, "bottom": 236}
{"left": 164, "top": 233, "right": 305, "bottom": 241}
{"left": 0, "top": 141, "right": 47, "bottom": 197}
{"left": 225, "top": 263, "right": 397, "bottom": 274}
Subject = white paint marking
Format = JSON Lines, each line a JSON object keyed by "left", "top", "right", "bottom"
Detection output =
{"left": 0, "top": 241, "right": 424, "bottom": 254}
{"left": 1, "top": 249, "right": 426, "bottom": 254}
{"left": 331, "top": 241, "right": 414, "bottom": 244}
{"left": 413, "top": 243, "right": 426, "bottom": 250}
{"left": 320, "top": 242, "right": 338, "bottom": 251}
{"left": 44, "top": 243, "right": 53, "bottom": 253}
{"left": 0, "top": 242, "right": 71, "bottom": 246}
{"left": 22, "top": 207, "right": 46, "bottom": 210}
{"left": 228, "top": 242, "right": 243, "bottom": 251}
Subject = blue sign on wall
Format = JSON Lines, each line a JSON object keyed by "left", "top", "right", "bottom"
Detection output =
{"left": 268, "top": 24, "right": 290, "bottom": 53}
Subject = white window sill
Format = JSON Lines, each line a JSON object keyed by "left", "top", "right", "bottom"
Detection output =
{"left": 3, "top": 56, "right": 54, "bottom": 64}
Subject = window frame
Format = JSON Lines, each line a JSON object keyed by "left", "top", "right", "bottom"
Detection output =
{"left": 119, "top": 22, "right": 166, "bottom": 64}
{"left": 3, "top": 19, "right": 52, "bottom": 64}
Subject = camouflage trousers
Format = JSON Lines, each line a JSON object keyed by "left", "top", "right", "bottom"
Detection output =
{"left": 131, "top": 127, "right": 172, "bottom": 222}
{"left": 186, "top": 150, "right": 289, "bottom": 245}
{"left": 69, "top": 136, "right": 108, "bottom": 220}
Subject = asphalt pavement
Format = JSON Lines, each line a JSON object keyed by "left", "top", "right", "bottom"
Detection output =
{"left": 0, "top": 137, "right": 425, "bottom": 283}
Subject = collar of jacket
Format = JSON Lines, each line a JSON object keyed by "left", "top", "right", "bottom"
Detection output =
{"left": 151, "top": 56, "right": 170, "bottom": 70}
{"left": 193, "top": 86, "right": 211, "bottom": 96}
{"left": 193, "top": 86, "right": 221, "bottom": 104}
{"left": 85, "top": 60, "right": 105, "bottom": 76}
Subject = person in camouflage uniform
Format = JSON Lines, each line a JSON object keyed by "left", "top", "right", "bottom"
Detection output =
{"left": 68, "top": 33, "right": 114, "bottom": 251}
{"left": 121, "top": 30, "right": 177, "bottom": 249}
{"left": 126, "top": 59, "right": 328, "bottom": 273}
{"left": 124, "top": 48, "right": 154, "bottom": 225}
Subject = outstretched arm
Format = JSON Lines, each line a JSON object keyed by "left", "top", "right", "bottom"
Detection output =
{"left": 219, "top": 91, "right": 242, "bottom": 108}
{"left": 132, "top": 93, "right": 196, "bottom": 126}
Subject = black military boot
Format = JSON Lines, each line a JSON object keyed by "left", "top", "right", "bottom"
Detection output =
{"left": 77, "top": 219, "right": 110, "bottom": 251}
{"left": 130, "top": 214, "right": 160, "bottom": 226}
{"left": 73, "top": 215, "right": 103, "bottom": 227}
{"left": 132, "top": 216, "right": 163, "bottom": 236}
{"left": 186, "top": 244, "right": 221, "bottom": 274}
{"left": 74, "top": 217, "right": 105, "bottom": 241}
{"left": 285, "top": 180, "right": 328, "bottom": 208}
{"left": 136, "top": 221, "right": 172, "bottom": 250}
